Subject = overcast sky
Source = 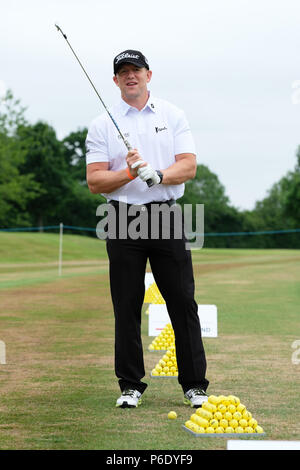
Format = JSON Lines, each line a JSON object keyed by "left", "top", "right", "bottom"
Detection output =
{"left": 1, "top": 0, "right": 300, "bottom": 210}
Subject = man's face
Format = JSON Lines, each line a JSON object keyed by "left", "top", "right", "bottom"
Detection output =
{"left": 113, "top": 64, "right": 152, "bottom": 101}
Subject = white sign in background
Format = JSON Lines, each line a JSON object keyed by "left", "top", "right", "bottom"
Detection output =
{"left": 148, "top": 304, "right": 218, "bottom": 338}
{"left": 227, "top": 440, "right": 300, "bottom": 450}
{"left": 144, "top": 272, "right": 155, "bottom": 291}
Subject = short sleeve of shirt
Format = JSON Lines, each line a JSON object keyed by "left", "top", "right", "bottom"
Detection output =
{"left": 173, "top": 110, "right": 196, "bottom": 156}
{"left": 85, "top": 117, "right": 109, "bottom": 164}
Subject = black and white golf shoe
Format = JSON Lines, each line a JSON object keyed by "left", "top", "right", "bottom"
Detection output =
{"left": 183, "top": 388, "right": 208, "bottom": 408}
{"left": 116, "top": 389, "right": 142, "bottom": 408}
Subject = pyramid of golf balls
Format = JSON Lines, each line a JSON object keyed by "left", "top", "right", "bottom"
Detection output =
{"left": 144, "top": 282, "right": 165, "bottom": 304}
{"left": 184, "top": 395, "right": 264, "bottom": 434}
{"left": 148, "top": 323, "right": 175, "bottom": 351}
{"left": 151, "top": 344, "right": 178, "bottom": 377}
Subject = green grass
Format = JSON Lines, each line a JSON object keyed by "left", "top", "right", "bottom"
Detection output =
{"left": 0, "top": 232, "right": 107, "bottom": 289}
{"left": 0, "top": 232, "right": 107, "bottom": 263}
{"left": 0, "top": 233, "right": 300, "bottom": 450}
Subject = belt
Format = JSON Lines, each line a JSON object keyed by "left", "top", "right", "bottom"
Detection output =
{"left": 109, "top": 199, "right": 176, "bottom": 208}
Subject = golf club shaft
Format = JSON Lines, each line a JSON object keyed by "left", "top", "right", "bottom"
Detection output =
{"left": 55, "top": 24, "right": 153, "bottom": 187}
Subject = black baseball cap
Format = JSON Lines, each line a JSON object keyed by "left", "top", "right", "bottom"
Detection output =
{"left": 113, "top": 49, "right": 149, "bottom": 75}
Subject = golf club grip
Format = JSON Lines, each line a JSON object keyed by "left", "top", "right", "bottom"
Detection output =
{"left": 125, "top": 141, "right": 153, "bottom": 187}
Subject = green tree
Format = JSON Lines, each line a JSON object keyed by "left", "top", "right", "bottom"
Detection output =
{"left": 60, "top": 127, "right": 105, "bottom": 233}
{"left": 283, "top": 145, "right": 300, "bottom": 225}
{"left": 0, "top": 89, "right": 27, "bottom": 135}
{"left": 244, "top": 147, "right": 300, "bottom": 248}
{"left": 16, "top": 121, "right": 70, "bottom": 228}
{"left": 62, "top": 128, "right": 88, "bottom": 182}
{"left": 178, "top": 164, "right": 244, "bottom": 247}
{"left": 0, "top": 91, "right": 41, "bottom": 227}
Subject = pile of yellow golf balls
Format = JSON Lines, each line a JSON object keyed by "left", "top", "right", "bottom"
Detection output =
{"left": 151, "top": 344, "right": 178, "bottom": 377}
{"left": 184, "top": 395, "right": 264, "bottom": 434}
{"left": 144, "top": 282, "right": 165, "bottom": 304}
{"left": 148, "top": 323, "right": 175, "bottom": 351}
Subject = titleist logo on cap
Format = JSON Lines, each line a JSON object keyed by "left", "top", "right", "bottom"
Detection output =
{"left": 113, "top": 49, "right": 149, "bottom": 74}
{"left": 115, "top": 53, "right": 140, "bottom": 64}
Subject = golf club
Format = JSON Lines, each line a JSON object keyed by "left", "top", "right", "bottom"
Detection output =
{"left": 55, "top": 24, "right": 153, "bottom": 187}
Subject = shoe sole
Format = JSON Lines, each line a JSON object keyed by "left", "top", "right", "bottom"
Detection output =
{"left": 116, "top": 399, "right": 142, "bottom": 409}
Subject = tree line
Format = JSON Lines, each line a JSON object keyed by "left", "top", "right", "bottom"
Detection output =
{"left": 0, "top": 90, "right": 299, "bottom": 248}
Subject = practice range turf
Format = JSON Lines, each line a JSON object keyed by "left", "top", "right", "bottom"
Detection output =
{"left": 0, "top": 232, "right": 299, "bottom": 450}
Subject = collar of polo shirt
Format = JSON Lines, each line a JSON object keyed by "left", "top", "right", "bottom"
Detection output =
{"left": 119, "top": 92, "right": 157, "bottom": 116}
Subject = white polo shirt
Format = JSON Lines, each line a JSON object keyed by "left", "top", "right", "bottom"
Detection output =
{"left": 85, "top": 93, "right": 196, "bottom": 204}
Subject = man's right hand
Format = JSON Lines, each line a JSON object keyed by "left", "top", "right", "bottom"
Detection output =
{"left": 126, "top": 149, "right": 146, "bottom": 178}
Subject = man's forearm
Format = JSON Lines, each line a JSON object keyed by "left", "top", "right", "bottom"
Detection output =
{"left": 161, "top": 156, "right": 196, "bottom": 185}
{"left": 87, "top": 169, "right": 133, "bottom": 194}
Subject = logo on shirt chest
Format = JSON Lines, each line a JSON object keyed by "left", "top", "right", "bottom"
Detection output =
{"left": 117, "top": 132, "right": 130, "bottom": 140}
{"left": 155, "top": 126, "right": 168, "bottom": 133}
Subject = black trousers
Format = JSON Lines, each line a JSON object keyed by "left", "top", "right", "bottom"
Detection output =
{"left": 105, "top": 201, "right": 209, "bottom": 395}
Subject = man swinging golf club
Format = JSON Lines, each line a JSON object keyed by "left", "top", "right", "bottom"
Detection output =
{"left": 86, "top": 49, "right": 209, "bottom": 408}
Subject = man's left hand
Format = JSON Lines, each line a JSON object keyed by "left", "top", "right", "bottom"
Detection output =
{"left": 137, "top": 163, "right": 161, "bottom": 185}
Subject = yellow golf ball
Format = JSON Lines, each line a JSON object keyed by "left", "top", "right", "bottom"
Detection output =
{"left": 209, "top": 419, "right": 219, "bottom": 429}
{"left": 228, "top": 395, "right": 240, "bottom": 406}
{"left": 235, "top": 426, "right": 244, "bottom": 433}
{"left": 168, "top": 411, "right": 177, "bottom": 419}
{"left": 202, "top": 402, "right": 216, "bottom": 413}
{"left": 217, "top": 395, "right": 226, "bottom": 402}
{"left": 220, "top": 418, "right": 228, "bottom": 429}
{"left": 214, "top": 411, "right": 223, "bottom": 421}
{"left": 228, "top": 404, "right": 236, "bottom": 414}
{"left": 229, "top": 419, "right": 239, "bottom": 429}
{"left": 243, "top": 410, "right": 252, "bottom": 420}
{"left": 206, "top": 427, "right": 215, "bottom": 434}
{"left": 208, "top": 395, "right": 219, "bottom": 405}
{"left": 222, "top": 397, "right": 231, "bottom": 407}
{"left": 196, "top": 426, "right": 205, "bottom": 434}
{"left": 197, "top": 417, "right": 209, "bottom": 428}
{"left": 239, "top": 419, "right": 248, "bottom": 428}
{"left": 215, "top": 426, "right": 224, "bottom": 433}
{"left": 245, "top": 426, "right": 254, "bottom": 433}
{"left": 197, "top": 408, "right": 213, "bottom": 420}
{"left": 255, "top": 425, "right": 264, "bottom": 433}
{"left": 248, "top": 418, "right": 258, "bottom": 429}
{"left": 236, "top": 403, "right": 246, "bottom": 413}
{"left": 233, "top": 411, "right": 242, "bottom": 420}
{"left": 217, "top": 404, "right": 227, "bottom": 413}
{"left": 185, "top": 420, "right": 194, "bottom": 429}
{"left": 190, "top": 423, "right": 199, "bottom": 432}
{"left": 225, "top": 426, "right": 234, "bottom": 434}
{"left": 224, "top": 411, "right": 233, "bottom": 421}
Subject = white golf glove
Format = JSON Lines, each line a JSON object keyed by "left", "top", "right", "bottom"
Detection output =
{"left": 137, "top": 163, "right": 161, "bottom": 185}
{"left": 131, "top": 160, "right": 161, "bottom": 186}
